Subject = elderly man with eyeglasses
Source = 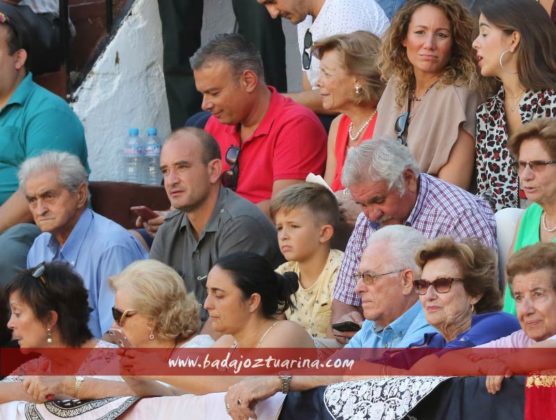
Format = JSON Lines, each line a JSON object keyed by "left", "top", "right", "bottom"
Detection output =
{"left": 331, "top": 139, "right": 497, "bottom": 344}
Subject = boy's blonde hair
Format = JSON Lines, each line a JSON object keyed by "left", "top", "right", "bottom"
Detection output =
{"left": 270, "top": 183, "right": 340, "bottom": 228}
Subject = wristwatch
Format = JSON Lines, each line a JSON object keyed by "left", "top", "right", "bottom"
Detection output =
{"left": 278, "top": 373, "right": 292, "bottom": 394}
{"left": 74, "top": 376, "right": 85, "bottom": 399}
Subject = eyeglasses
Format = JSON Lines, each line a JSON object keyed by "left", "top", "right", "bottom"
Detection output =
{"left": 394, "top": 112, "right": 409, "bottom": 146}
{"left": 353, "top": 269, "right": 402, "bottom": 286}
{"left": 222, "top": 145, "right": 240, "bottom": 191}
{"left": 513, "top": 160, "right": 556, "bottom": 174}
{"left": 111, "top": 306, "right": 137, "bottom": 327}
{"left": 413, "top": 277, "right": 462, "bottom": 295}
{"left": 31, "top": 262, "right": 47, "bottom": 287}
{"left": 302, "top": 29, "right": 313, "bottom": 70}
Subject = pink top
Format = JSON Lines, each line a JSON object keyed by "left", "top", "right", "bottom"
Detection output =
{"left": 478, "top": 330, "right": 556, "bottom": 348}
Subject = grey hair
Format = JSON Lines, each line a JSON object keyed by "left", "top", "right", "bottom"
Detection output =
{"left": 18, "top": 151, "right": 88, "bottom": 193}
{"left": 190, "top": 33, "right": 264, "bottom": 79}
{"left": 366, "top": 225, "right": 426, "bottom": 274}
{"left": 342, "top": 138, "right": 420, "bottom": 193}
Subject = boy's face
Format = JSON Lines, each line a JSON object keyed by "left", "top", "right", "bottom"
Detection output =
{"left": 274, "top": 207, "right": 326, "bottom": 263}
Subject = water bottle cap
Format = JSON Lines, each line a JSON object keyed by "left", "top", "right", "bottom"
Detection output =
{"left": 147, "top": 127, "right": 157, "bottom": 136}
{"left": 129, "top": 128, "right": 139, "bottom": 136}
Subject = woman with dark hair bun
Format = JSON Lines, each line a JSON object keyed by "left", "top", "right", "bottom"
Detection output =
{"left": 122, "top": 252, "right": 314, "bottom": 397}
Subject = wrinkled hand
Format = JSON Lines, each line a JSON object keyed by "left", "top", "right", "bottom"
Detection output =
{"left": 225, "top": 377, "right": 281, "bottom": 420}
{"left": 332, "top": 311, "right": 364, "bottom": 345}
{"left": 135, "top": 210, "right": 168, "bottom": 237}
{"left": 23, "top": 376, "right": 69, "bottom": 403}
{"left": 485, "top": 375, "right": 507, "bottom": 395}
{"left": 335, "top": 190, "right": 361, "bottom": 226}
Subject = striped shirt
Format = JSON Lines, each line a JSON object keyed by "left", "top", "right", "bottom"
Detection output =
{"left": 334, "top": 174, "right": 496, "bottom": 306}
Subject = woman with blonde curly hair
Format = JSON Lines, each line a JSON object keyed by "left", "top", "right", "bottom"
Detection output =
{"left": 109, "top": 259, "right": 212, "bottom": 348}
{"left": 373, "top": 0, "right": 480, "bottom": 190}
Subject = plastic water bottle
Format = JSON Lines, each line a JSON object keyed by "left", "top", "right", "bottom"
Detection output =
{"left": 144, "top": 127, "right": 162, "bottom": 185}
{"left": 122, "top": 128, "right": 144, "bottom": 183}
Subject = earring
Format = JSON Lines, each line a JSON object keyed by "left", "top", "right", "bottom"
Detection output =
{"left": 471, "top": 303, "right": 475, "bottom": 314}
{"left": 354, "top": 85, "right": 362, "bottom": 96}
{"left": 498, "top": 49, "right": 518, "bottom": 75}
{"left": 149, "top": 329, "right": 155, "bottom": 341}
{"left": 46, "top": 327, "right": 53, "bottom": 345}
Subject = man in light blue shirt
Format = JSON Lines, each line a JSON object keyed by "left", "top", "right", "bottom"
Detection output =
{"left": 343, "top": 225, "right": 437, "bottom": 349}
{"left": 21, "top": 152, "right": 147, "bottom": 337}
{"left": 219, "top": 225, "right": 437, "bottom": 407}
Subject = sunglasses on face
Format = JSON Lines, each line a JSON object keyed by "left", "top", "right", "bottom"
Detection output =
{"left": 353, "top": 269, "right": 402, "bottom": 286}
{"left": 222, "top": 145, "right": 240, "bottom": 191}
{"left": 513, "top": 159, "right": 556, "bottom": 174}
{"left": 394, "top": 112, "right": 409, "bottom": 147}
{"left": 111, "top": 306, "right": 137, "bottom": 327}
{"left": 302, "top": 29, "right": 313, "bottom": 71}
{"left": 413, "top": 277, "right": 462, "bottom": 295}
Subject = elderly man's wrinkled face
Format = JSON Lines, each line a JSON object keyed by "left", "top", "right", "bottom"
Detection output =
{"left": 354, "top": 240, "right": 414, "bottom": 327}
{"left": 257, "top": 0, "right": 310, "bottom": 24}
{"left": 513, "top": 269, "right": 556, "bottom": 342}
{"left": 349, "top": 170, "right": 418, "bottom": 226}
{"left": 24, "top": 169, "right": 86, "bottom": 244}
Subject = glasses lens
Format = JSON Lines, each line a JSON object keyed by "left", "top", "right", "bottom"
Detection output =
{"left": 433, "top": 278, "right": 454, "bottom": 293}
{"left": 304, "top": 29, "right": 312, "bottom": 49}
{"left": 226, "top": 146, "right": 240, "bottom": 166}
{"left": 112, "top": 307, "right": 124, "bottom": 325}
{"left": 222, "top": 168, "right": 238, "bottom": 191}
{"left": 413, "top": 280, "right": 427, "bottom": 294}
{"left": 302, "top": 51, "right": 311, "bottom": 70}
{"left": 395, "top": 113, "right": 408, "bottom": 134}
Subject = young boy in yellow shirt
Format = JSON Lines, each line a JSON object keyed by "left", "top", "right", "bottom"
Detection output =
{"left": 270, "top": 183, "right": 343, "bottom": 340}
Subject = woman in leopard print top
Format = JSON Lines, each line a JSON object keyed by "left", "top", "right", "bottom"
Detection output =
{"left": 472, "top": 0, "right": 556, "bottom": 211}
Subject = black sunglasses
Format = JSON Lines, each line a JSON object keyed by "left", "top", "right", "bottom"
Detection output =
{"left": 222, "top": 145, "right": 240, "bottom": 191}
{"left": 413, "top": 277, "right": 462, "bottom": 295}
{"left": 394, "top": 112, "right": 409, "bottom": 147}
{"left": 111, "top": 306, "right": 137, "bottom": 327}
{"left": 302, "top": 29, "right": 313, "bottom": 71}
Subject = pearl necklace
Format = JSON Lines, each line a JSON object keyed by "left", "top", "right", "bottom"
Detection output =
{"left": 542, "top": 212, "right": 556, "bottom": 232}
{"left": 348, "top": 110, "right": 377, "bottom": 142}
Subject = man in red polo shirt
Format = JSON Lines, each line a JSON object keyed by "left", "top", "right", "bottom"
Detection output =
{"left": 191, "top": 33, "right": 327, "bottom": 216}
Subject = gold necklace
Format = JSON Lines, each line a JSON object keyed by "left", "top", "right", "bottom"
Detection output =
{"left": 348, "top": 110, "right": 377, "bottom": 142}
{"left": 505, "top": 89, "right": 525, "bottom": 113}
{"left": 542, "top": 212, "right": 556, "bottom": 233}
{"left": 411, "top": 79, "right": 439, "bottom": 102}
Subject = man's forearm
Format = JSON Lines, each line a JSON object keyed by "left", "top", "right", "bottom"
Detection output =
{"left": 0, "top": 190, "right": 34, "bottom": 233}
{"left": 283, "top": 90, "right": 335, "bottom": 115}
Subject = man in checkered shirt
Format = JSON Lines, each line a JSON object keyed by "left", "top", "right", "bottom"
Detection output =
{"left": 331, "top": 139, "right": 496, "bottom": 344}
